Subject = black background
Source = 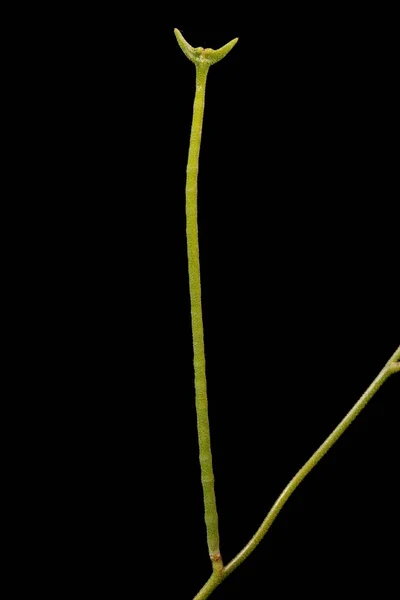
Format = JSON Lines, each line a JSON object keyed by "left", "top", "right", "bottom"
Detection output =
{"left": 8, "top": 8, "right": 399, "bottom": 599}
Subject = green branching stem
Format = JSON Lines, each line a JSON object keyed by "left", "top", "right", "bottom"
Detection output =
{"left": 194, "top": 346, "right": 399, "bottom": 600}
{"left": 175, "top": 26, "right": 400, "bottom": 600}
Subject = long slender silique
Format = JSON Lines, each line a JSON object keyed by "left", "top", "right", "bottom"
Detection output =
{"left": 175, "top": 29, "right": 238, "bottom": 570}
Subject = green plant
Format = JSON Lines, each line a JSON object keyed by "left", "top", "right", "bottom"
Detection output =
{"left": 174, "top": 28, "right": 400, "bottom": 600}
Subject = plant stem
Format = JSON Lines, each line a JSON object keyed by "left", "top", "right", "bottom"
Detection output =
{"left": 223, "top": 344, "right": 400, "bottom": 578}
{"left": 193, "top": 346, "right": 399, "bottom": 598}
{"left": 193, "top": 573, "right": 223, "bottom": 600}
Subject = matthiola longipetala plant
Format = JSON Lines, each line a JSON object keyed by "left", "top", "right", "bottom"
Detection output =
{"left": 175, "top": 28, "right": 400, "bottom": 600}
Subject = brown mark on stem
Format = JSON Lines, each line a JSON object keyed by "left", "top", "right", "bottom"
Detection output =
{"left": 210, "top": 552, "right": 224, "bottom": 574}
